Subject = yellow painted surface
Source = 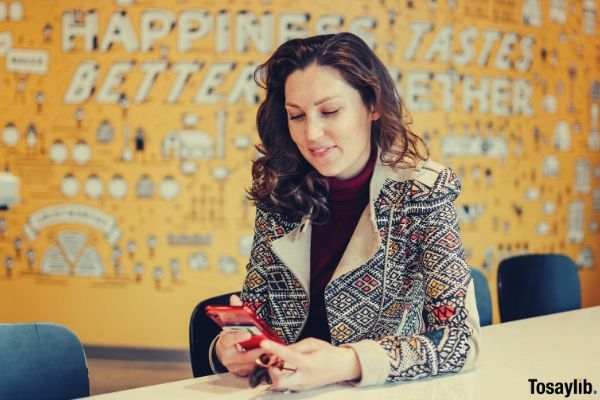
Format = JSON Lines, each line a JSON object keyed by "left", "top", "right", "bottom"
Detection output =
{"left": 0, "top": 0, "right": 599, "bottom": 347}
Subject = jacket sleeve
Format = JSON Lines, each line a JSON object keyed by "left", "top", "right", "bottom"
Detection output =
{"left": 239, "top": 206, "right": 274, "bottom": 325}
{"left": 208, "top": 207, "right": 274, "bottom": 373}
{"left": 344, "top": 172, "right": 481, "bottom": 386}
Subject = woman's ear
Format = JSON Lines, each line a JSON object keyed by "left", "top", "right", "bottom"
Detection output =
{"left": 371, "top": 110, "right": 381, "bottom": 121}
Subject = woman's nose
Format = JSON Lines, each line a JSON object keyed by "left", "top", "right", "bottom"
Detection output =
{"left": 305, "top": 117, "right": 324, "bottom": 141}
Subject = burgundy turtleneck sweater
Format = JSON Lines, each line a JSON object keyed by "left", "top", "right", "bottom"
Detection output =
{"left": 299, "top": 149, "right": 376, "bottom": 341}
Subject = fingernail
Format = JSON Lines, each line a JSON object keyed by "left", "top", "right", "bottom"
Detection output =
{"left": 256, "top": 358, "right": 267, "bottom": 367}
{"left": 270, "top": 357, "right": 282, "bottom": 368}
{"left": 259, "top": 354, "right": 270, "bottom": 364}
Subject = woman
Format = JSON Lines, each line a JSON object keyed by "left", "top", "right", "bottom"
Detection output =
{"left": 211, "top": 32, "right": 480, "bottom": 391}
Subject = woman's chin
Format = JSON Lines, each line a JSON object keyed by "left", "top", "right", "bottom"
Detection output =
{"left": 310, "top": 163, "right": 337, "bottom": 177}
{"left": 306, "top": 158, "right": 341, "bottom": 177}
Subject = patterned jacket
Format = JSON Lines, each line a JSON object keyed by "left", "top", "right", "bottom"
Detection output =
{"left": 232, "top": 156, "right": 480, "bottom": 386}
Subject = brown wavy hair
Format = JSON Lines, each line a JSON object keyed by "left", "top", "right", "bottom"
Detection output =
{"left": 248, "top": 32, "right": 428, "bottom": 223}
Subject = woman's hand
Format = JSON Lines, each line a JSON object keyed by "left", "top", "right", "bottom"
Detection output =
{"left": 259, "top": 338, "right": 361, "bottom": 391}
{"left": 214, "top": 295, "right": 267, "bottom": 377}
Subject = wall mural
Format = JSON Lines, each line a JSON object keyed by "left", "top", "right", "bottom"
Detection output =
{"left": 0, "top": 0, "right": 599, "bottom": 348}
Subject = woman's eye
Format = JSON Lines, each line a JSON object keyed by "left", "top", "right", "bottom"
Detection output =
{"left": 289, "top": 114, "right": 305, "bottom": 121}
{"left": 322, "top": 109, "right": 339, "bottom": 116}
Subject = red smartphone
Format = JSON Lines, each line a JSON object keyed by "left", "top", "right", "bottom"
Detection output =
{"left": 205, "top": 305, "right": 284, "bottom": 350}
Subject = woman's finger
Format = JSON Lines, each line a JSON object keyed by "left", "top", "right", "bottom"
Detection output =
{"left": 230, "top": 294, "right": 243, "bottom": 306}
{"left": 221, "top": 345, "right": 265, "bottom": 365}
{"left": 236, "top": 347, "right": 266, "bottom": 363}
{"left": 267, "top": 365, "right": 298, "bottom": 390}
{"left": 260, "top": 340, "right": 303, "bottom": 366}
{"left": 219, "top": 330, "right": 252, "bottom": 347}
{"left": 285, "top": 338, "right": 328, "bottom": 353}
{"left": 229, "top": 365, "right": 254, "bottom": 377}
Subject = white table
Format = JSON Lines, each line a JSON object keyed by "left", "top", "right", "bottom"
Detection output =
{"left": 90, "top": 306, "right": 600, "bottom": 400}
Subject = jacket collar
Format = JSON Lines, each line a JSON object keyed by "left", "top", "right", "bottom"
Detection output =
{"left": 270, "top": 214, "right": 312, "bottom": 294}
{"left": 270, "top": 149, "right": 441, "bottom": 294}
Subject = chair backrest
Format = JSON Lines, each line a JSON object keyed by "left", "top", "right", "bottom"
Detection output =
{"left": 0, "top": 323, "right": 89, "bottom": 400}
{"left": 470, "top": 267, "right": 492, "bottom": 326}
{"left": 497, "top": 254, "right": 581, "bottom": 322}
{"left": 189, "top": 291, "right": 240, "bottom": 377}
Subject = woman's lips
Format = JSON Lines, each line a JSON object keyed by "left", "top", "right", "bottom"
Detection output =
{"left": 309, "top": 145, "right": 336, "bottom": 158}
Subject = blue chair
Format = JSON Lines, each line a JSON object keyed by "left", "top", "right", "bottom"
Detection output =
{"left": 0, "top": 323, "right": 89, "bottom": 400}
{"left": 470, "top": 267, "right": 492, "bottom": 326}
{"left": 189, "top": 291, "right": 240, "bottom": 377}
{"left": 497, "top": 254, "right": 581, "bottom": 322}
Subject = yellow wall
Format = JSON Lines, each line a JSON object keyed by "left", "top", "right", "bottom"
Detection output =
{"left": 0, "top": 0, "right": 599, "bottom": 348}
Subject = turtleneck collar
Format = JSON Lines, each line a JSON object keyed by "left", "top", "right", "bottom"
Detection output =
{"left": 326, "top": 147, "right": 376, "bottom": 203}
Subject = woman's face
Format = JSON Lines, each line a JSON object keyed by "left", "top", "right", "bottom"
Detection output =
{"left": 284, "top": 63, "right": 379, "bottom": 180}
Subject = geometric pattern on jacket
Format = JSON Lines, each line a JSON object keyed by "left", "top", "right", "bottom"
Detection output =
{"left": 241, "top": 162, "right": 479, "bottom": 383}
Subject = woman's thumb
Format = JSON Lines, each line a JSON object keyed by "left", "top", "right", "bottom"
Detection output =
{"left": 230, "top": 294, "right": 243, "bottom": 306}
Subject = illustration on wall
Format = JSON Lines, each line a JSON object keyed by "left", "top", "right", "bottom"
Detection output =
{"left": 0, "top": 0, "right": 599, "bottom": 348}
